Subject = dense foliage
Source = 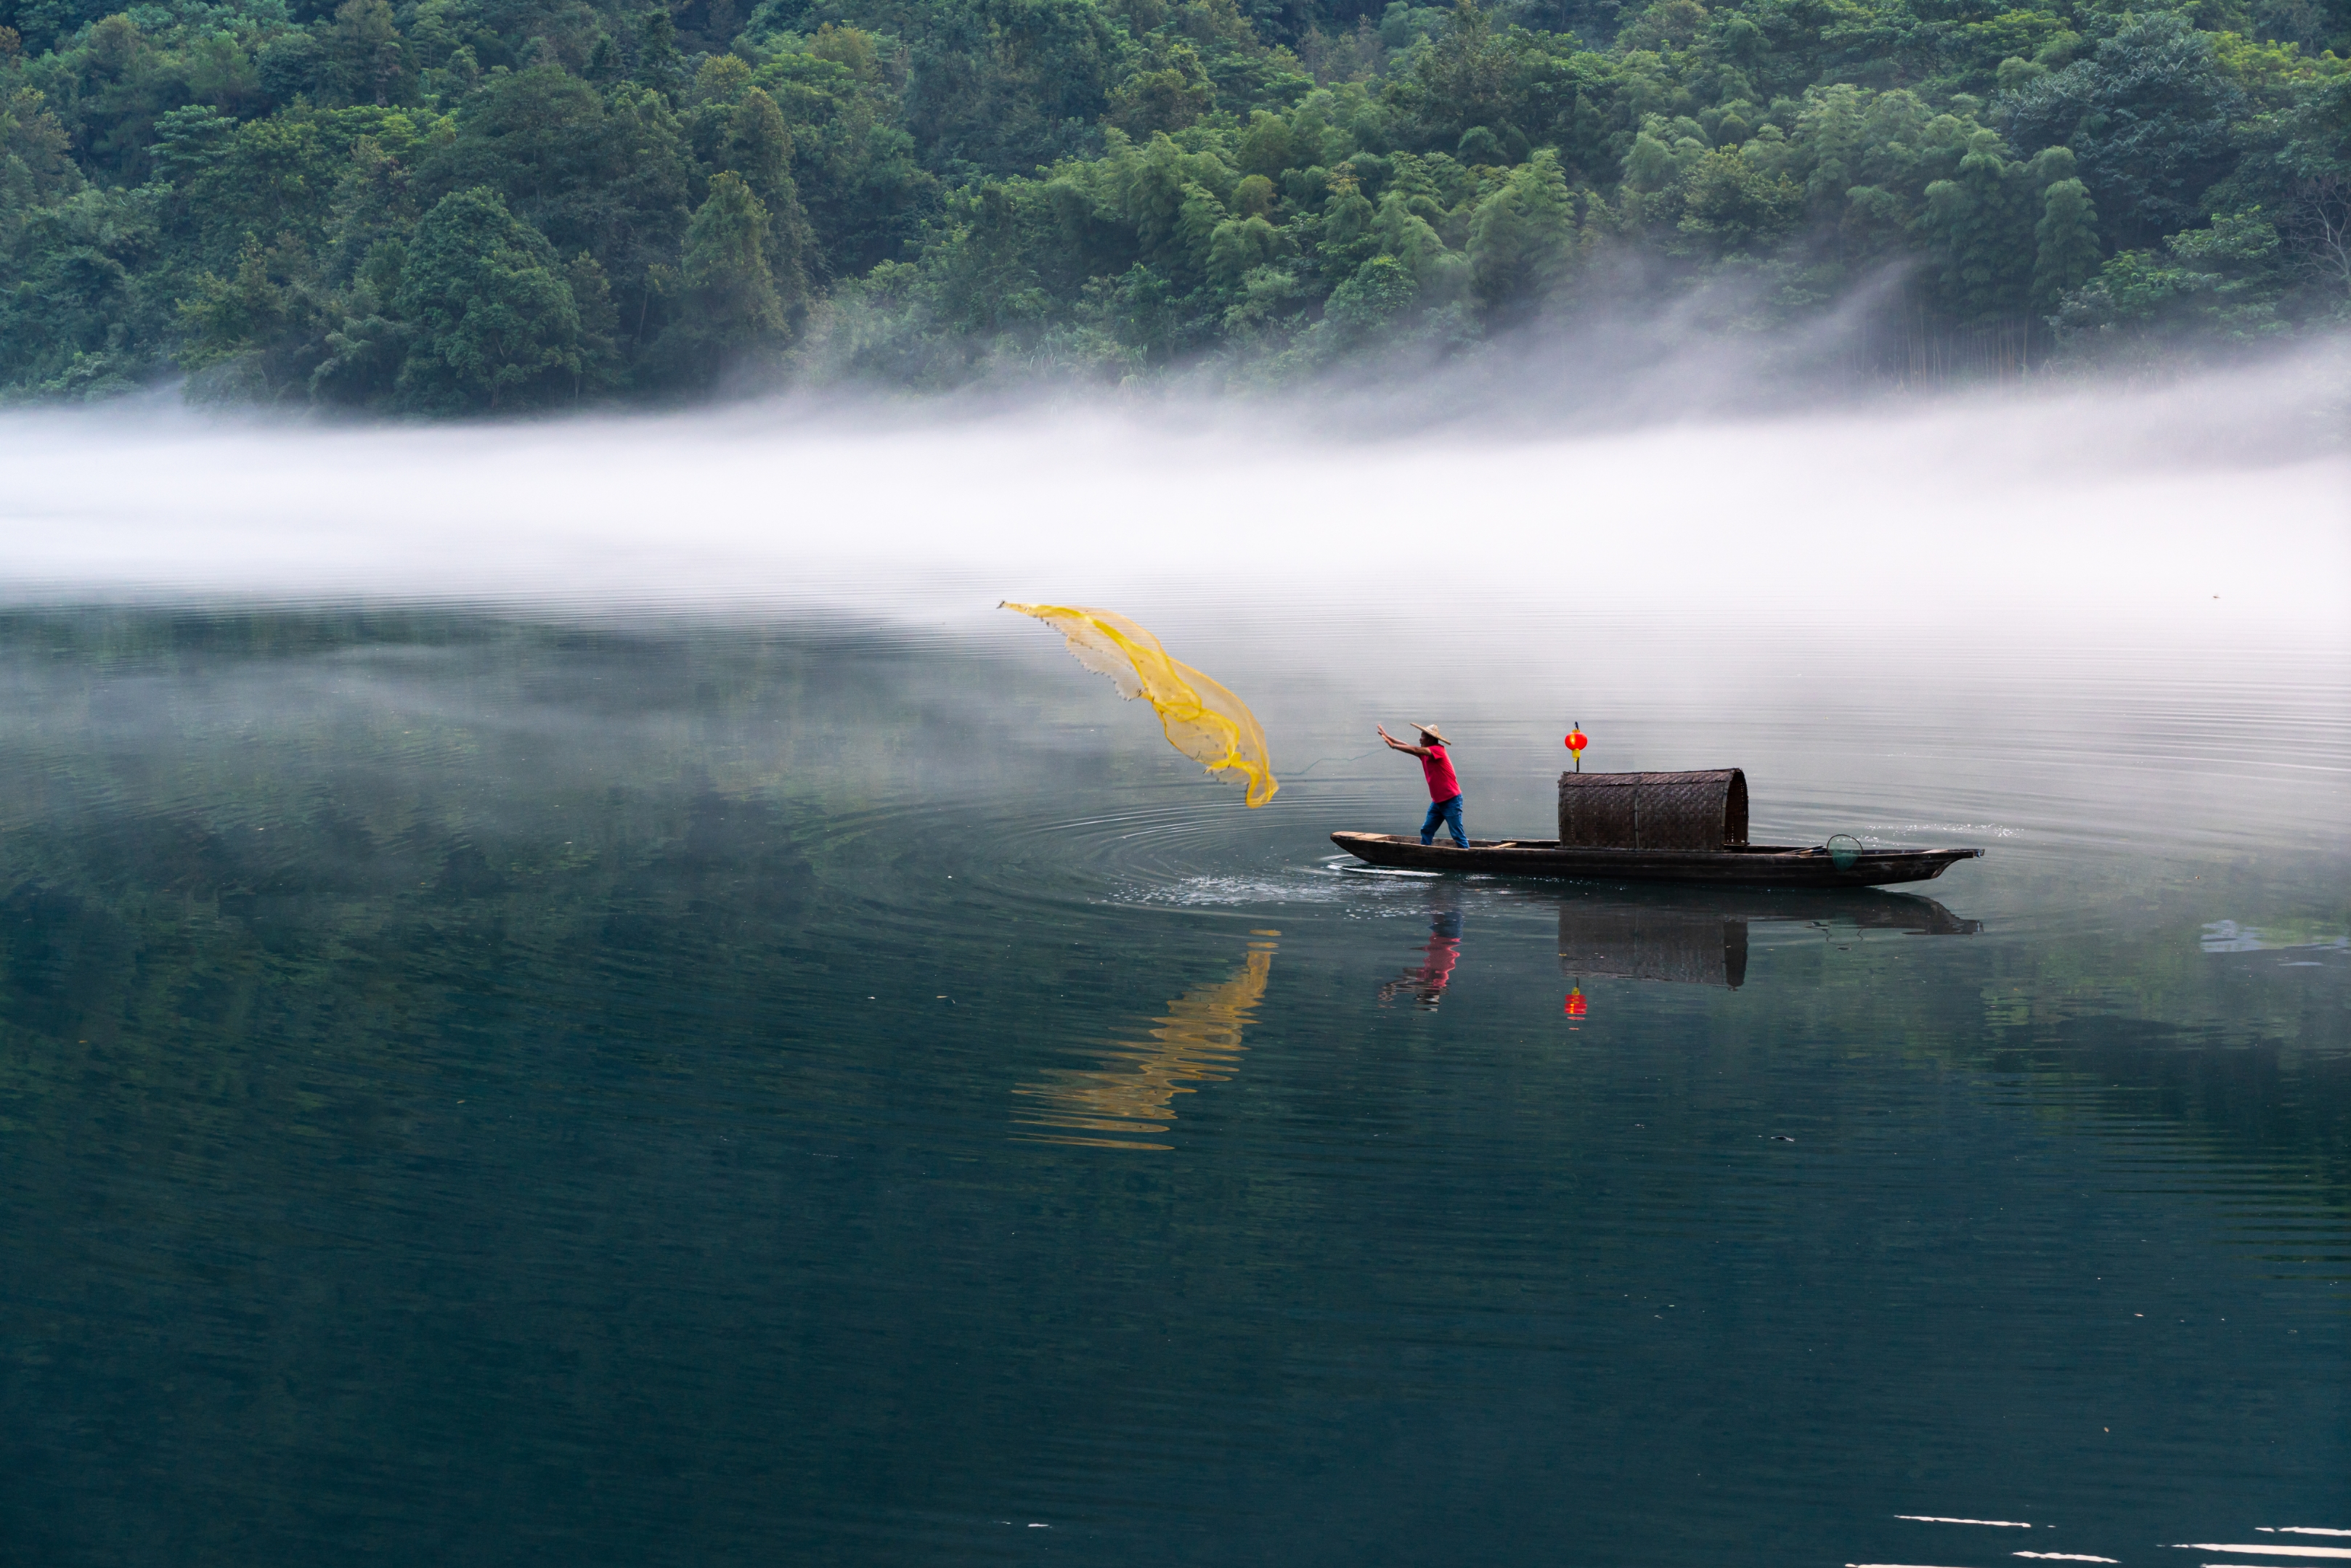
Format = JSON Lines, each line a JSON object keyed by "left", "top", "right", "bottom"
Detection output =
{"left": 0, "top": 0, "right": 2344, "bottom": 407}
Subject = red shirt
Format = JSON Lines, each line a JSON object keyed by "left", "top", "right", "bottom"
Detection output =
{"left": 1419, "top": 743, "right": 1459, "bottom": 801}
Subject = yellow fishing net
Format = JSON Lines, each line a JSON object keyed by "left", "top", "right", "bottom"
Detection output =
{"left": 1003, "top": 603, "right": 1279, "bottom": 807}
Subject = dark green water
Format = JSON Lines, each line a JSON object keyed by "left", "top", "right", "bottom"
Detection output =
{"left": 1, "top": 608, "right": 2344, "bottom": 1567}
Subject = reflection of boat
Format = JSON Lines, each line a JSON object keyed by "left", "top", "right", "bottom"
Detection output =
{"left": 1012, "top": 936, "right": 1276, "bottom": 1151}
{"left": 1556, "top": 886, "right": 1981, "bottom": 990}
{"left": 1560, "top": 900, "right": 1751, "bottom": 987}
{"left": 1337, "top": 767, "right": 1983, "bottom": 887}
{"left": 1558, "top": 883, "right": 1981, "bottom": 934}
{"left": 1337, "top": 833, "right": 1981, "bottom": 886}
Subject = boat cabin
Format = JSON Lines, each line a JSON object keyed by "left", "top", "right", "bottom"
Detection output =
{"left": 1557, "top": 768, "right": 1748, "bottom": 852}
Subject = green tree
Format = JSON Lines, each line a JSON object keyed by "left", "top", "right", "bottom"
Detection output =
{"left": 1105, "top": 261, "right": 1180, "bottom": 358}
{"left": 1676, "top": 147, "right": 1799, "bottom": 256}
{"left": 1324, "top": 251, "right": 1417, "bottom": 335}
{"left": 420, "top": 67, "right": 696, "bottom": 346}
{"left": 717, "top": 87, "right": 811, "bottom": 311}
{"left": 256, "top": 30, "right": 326, "bottom": 108}
{"left": 1105, "top": 57, "right": 1210, "bottom": 137}
{"left": 1207, "top": 213, "right": 1280, "bottom": 290}
{"left": 1316, "top": 167, "right": 1380, "bottom": 277}
{"left": 685, "top": 172, "right": 784, "bottom": 338}
{"left": 1999, "top": 13, "right": 2248, "bottom": 249}
{"left": 145, "top": 103, "right": 232, "bottom": 187}
{"left": 1236, "top": 110, "right": 1296, "bottom": 178}
{"left": 392, "top": 186, "right": 586, "bottom": 412}
{"left": 186, "top": 115, "right": 338, "bottom": 271}
{"left": 645, "top": 171, "right": 788, "bottom": 388}
{"left": 907, "top": 0, "right": 1121, "bottom": 168}
{"left": 2031, "top": 177, "right": 2100, "bottom": 309}
{"left": 2, "top": 83, "right": 84, "bottom": 218}
{"left": 1406, "top": 1, "right": 1522, "bottom": 153}
{"left": 2051, "top": 210, "right": 2290, "bottom": 359}
{"left": 0, "top": 184, "right": 167, "bottom": 394}
{"left": 1468, "top": 150, "right": 1577, "bottom": 312}
{"left": 634, "top": 7, "right": 683, "bottom": 96}
{"left": 1915, "top": 131, "right": 2032, "bottom": 324}
{"left": 566, "top": 250, "right": 623, "bottom": 392}
{"left": 176, "top": 234, "right": 330, "bottom": 393}
{"left": 325, "top": 0, "right": 406, "bottom": 107}
{"left": 1171, "top": 180, "right": 1226, "bottom": 290}
{"left": 309, "top": 237, "right": 412, "bottom": 407}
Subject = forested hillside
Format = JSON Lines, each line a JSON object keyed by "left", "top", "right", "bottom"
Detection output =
{"left": 1, "top": 0, "right": 2344, "bottom": 408}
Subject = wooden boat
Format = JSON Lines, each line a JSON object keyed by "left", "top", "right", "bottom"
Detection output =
{"left": 1333, "top": 767, "right": 1984, "bottom": 889}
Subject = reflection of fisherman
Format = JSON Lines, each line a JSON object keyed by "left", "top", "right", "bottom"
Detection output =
{"left": 1380, "top": 910, "right": 1464, "bottom": 1008}
{"left": 1378, "top": 722, "right": 1467, "bottom": 848}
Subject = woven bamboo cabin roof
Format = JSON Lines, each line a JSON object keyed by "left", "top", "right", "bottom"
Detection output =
{"left": 1557, "top": 769, "right": 1749, "bottom": 852}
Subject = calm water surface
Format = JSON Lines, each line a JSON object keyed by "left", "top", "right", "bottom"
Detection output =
{"left": 0, "top": 605, "right": 2344, "bottom": 1567}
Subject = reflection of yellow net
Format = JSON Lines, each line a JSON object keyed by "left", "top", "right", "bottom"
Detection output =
{"left": 1014, "top": 943, "right": 1276, "bottom": 1150}
{"left": 1003, "top": 603, "right": 1279, "bottom": 808}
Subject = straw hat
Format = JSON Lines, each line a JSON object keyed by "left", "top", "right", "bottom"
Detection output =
{"left": 1411, "top": 722, "right": 1449, "bottom": 745}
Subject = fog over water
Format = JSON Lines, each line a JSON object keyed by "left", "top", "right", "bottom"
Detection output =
{"left": 12, "top": 355, "right": 2342, "bottom": 862}
{"left": 4, "top": 351, "right": 2345, "bottom": 648}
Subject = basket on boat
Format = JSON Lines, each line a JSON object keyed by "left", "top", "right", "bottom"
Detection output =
{"left": 1557, "top": 769, "right": 1749, "bottom": 852}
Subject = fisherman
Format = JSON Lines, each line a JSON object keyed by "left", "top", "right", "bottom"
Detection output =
{"left": 1378, "top": 722, "right": 1467, "bottom": 849}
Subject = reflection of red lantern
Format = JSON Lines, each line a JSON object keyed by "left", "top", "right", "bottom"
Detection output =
{"left": 1564, "top": 724, "right": 1588, "bottom": 772}
{"left": 1563, "top": 986, "right": 1587, "bottom": 1018}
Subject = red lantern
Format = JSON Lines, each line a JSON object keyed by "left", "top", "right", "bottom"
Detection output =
{"left": 1564, "top": 724, "right": 1588, "bottom": 773}
{"left": 1563, "top": 986, "right": 1587, "bottom": 1018}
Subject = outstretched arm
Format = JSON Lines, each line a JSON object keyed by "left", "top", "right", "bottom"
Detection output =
{"left": 1377, "top": 724, "right": 1430, "bottom": 758}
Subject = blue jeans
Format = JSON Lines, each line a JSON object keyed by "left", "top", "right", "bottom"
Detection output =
{"left": 1420, "top": 793, "right": 1467, "bottom": 848}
